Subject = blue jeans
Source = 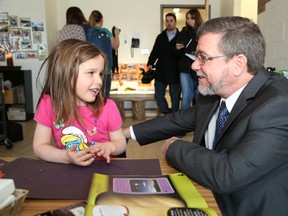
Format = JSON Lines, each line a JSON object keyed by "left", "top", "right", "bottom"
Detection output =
{"left": 180, "top": 72, "right": 198, "bottom": 110}
{"left": 154, "top": 80, "right": 181, "bottom": 113}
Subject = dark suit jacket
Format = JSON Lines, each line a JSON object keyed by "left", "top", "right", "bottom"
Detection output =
{"left": 147, "top": 29, "right": 180, "bottom": 84}
{"left": 133, "top": 68, "right": 288, "bottom": 216}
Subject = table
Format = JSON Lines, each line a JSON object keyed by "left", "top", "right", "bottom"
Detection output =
{"left": 1, "top": 157, "right": 221, "bottom": 216}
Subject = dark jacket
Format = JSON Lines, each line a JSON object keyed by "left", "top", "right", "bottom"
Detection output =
{"left": 147, "top": 29, "right": 180, "bottom": 84}
{"left": 133, "top": 69, "right": 288, "bottom": 216}
{"left": 176, "top": 26, "right": 197, "bottom": 79}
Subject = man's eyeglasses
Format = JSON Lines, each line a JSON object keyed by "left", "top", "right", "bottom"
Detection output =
{"left": 193, "top": 51, "right": 228, "bottom": 66}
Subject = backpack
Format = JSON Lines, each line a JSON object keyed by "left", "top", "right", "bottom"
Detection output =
{"left": 84, "top": 26, "right": 112, "bottom": 68}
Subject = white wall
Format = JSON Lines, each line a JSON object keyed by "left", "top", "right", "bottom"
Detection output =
{"left": 234, "top": 0, "right": 257, "bottom": 22}
{"left": 220, "top": 0, "right": 257, "bottom": 22}
{"left": 44, "top": 0, "right": 58, "bottom": 53}
{"left": 220, "top": 0, "right": 234, "bottom": 16}
{"left": 56, "top": 0, "right": 221, "bottom": 65}
{"left": 258, "top": 0, "right": 288, "bottom": 70}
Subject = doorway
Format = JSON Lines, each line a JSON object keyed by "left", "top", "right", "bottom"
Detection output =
{"left": 160, "top": 4, "right": 210, "bottom": 31}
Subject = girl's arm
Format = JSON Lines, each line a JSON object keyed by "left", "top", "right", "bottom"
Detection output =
{"left": 33, "top": 123, "right": 95, "bottom": 166}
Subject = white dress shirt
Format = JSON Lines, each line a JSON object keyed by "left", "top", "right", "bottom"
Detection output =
{"left": 205, "top": 86, "right": 246, "bottom": 149}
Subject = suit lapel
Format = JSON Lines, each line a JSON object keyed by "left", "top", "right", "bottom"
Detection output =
{"left": 194, "top": 95, "right": 219, "bottom": 145}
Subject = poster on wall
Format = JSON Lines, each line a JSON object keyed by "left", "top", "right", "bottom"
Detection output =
{"left": 33, "top": 32, "right": 42, "bottom": 44}
{"left": 10, "top": 28, "right": 22, "bottom": 37}
{"left": 0, "top": 11, "right": 47, "bottom": 61}
{"left": 19, "top": 18, "right": 31, "bottom": 27}
{"left": 9, "top": 15, "right": 18, "bottom": 26}
{"left": 11, "top": 37, "right": 20, "bottom": 50}
{"left": 21, "top": 40, "right": 32, "bottom": 49}
{"left": 37, "top": 44, "right": 47, "bottom": 60}
{"left": 0, "top": 23, "right": 9, "bottom": 33}
{"left": 0, "top": 50, "right": 5, "bottom": 62}
{"left": 26, "top": 50, "right": 38, "bottom": 59}
{"left": 0, "top": 12, "right": 9, "bottom": 22}
{"left": 15, "top": 51, "right": 26, "bottom": 59}
{"left": 0, "top": 34, "right": 9, "bottom": 47}
{"left": 23, "top": 29, "right": 31, "bottom": 41}
{"left": 32, "top": 22, "right": 44, "bottom": 31}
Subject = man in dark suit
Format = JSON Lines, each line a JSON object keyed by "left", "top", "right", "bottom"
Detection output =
{"left": 123, "top": 16, "right": 288, "bottom": 216}
{"left": 147, "top": 13, "right": 180, "bottom": 114}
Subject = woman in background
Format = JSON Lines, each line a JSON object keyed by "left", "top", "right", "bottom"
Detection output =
{"left": 176, "top": 9, "right": 203, "bottom": 109}
{"left": 89, "top": 10, "right": 121, "bottom": 98}
{"left": 58, "top": 6, "right": 88, "bottom": 42}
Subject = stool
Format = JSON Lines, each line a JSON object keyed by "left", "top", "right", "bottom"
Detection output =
{"left": 132, "top": 100, "right": 145, "bottom": 120}
{"left": 113, "top": 99, "right": 125, "bottom": 120}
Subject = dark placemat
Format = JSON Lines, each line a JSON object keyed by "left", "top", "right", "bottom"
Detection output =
{"left": 0, "top": 157, "right": 161, "bottom": 200}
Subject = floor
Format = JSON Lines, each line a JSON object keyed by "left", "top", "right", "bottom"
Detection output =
{"left": 0, "top": 116, "right": 193, "bottom": 159}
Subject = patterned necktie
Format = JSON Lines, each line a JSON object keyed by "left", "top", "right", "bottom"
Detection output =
{"left": 213, "top": 101, "right": 229, "bottom": 149}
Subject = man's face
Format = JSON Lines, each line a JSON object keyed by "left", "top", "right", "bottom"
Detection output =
{"left": 165, "top": 15, "right": 176, "bottom": 31}
{"left": 192, "top": 33, "right": 233, "bottom": 97}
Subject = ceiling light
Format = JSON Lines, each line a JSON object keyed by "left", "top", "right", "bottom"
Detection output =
{"left": 173, "top": 8, "right": 180, "bottom": 13}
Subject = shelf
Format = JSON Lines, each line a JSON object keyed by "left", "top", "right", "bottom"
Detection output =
{"left": 0, "top": 67, "right": 33, "bottom": 121}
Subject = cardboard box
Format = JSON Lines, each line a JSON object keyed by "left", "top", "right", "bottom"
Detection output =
{"left": 0, "top": 189, "right": 29, "bottom": 216}
{"left": 4, "top": 89, "right": 17, "bottom": 104}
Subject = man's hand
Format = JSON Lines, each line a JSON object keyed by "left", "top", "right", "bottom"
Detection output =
{"left": 176, "top": 42, "right": 185, "bottom": 50}
{"left": 162, "top": 137, "right": 179, "bottom": 157}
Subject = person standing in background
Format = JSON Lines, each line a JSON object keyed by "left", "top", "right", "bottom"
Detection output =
{"left": 58, "top": 6, "right": 88, "bottom": 42}
{"left": 89, "top": 10, "right": 121, "bottom": 98}
{"left": 147, "top": 13, "right": 180, "bottom": 114}
{"left": 176, "top": 9, "right": 203, "bottom": 110}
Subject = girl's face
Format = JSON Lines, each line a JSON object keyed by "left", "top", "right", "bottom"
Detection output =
{"left": 186, "top": 13, "right": 196, "bottom": 28}
{"left": 76, "top": 55, "right": 104, "bottom": 106}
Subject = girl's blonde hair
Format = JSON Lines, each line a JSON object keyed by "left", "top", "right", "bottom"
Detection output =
{"left": 37, "top": 39, "right": 107, "bottom": 125}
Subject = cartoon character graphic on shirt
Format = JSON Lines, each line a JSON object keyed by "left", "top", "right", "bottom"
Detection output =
{"left": 60, "top": 126, "right": 96, "bottom": 151}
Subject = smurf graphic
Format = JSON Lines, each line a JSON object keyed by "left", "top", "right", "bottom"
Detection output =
{"left": 61, "top": 126, "right": 95, "bottom": 151}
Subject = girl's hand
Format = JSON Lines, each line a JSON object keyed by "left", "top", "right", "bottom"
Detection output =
{"left": 89, "top": 142, "right": 116, "bottom": 163}
{"left": 66, "top": 145, "right": 95, "bottom": 166}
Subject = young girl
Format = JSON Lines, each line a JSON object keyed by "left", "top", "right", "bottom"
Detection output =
{"left": 33, "top": 39, "right": 126, "bottom": 166}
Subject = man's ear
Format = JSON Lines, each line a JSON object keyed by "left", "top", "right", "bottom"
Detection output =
{"left": 232, "top": 54, "right": 248, "bottom": 77}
